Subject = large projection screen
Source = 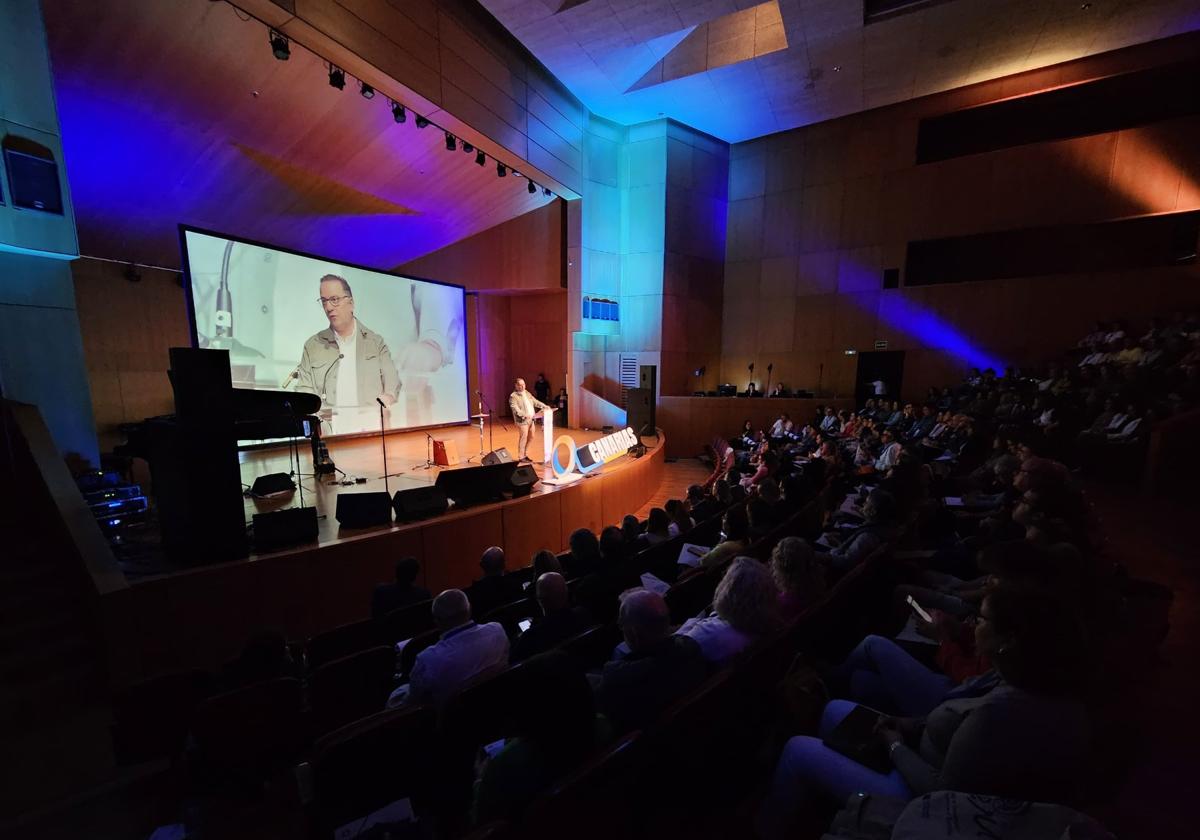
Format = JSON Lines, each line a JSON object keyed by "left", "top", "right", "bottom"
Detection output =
{"left": 180, "top": 226, "right": 469, "bottom": 437}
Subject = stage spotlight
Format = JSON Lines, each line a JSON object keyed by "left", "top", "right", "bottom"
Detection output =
{"left": 527, "top": 180, "right": 536, "bottom": 194}
{"left": 360, "top": 81, "right": 375, "bottom": 100}
{"left": 415, "top": 115, "right": 430, "bottom": 129}
{"left": 462, "top": 141, "right": 474, "bottom": 153}
{"left": 497, "top": 162, "right": 508, "bottom": 177}
{"left": 391, "top": 100, "right": 406, "bottom": 123}
{"left": 328, "top": 65, "right": 345, "bottom": 90}
{"left": 445, "top": 132, "right": 457, "bottom": 151}
{"left": 543, "top": 187, "right": 552, "bottom": 197}
{"left": 475, "top": 150, "right": 486, "bottom": 166}
{"left": 269, "top": 29, "right": 289, "bottom": 61}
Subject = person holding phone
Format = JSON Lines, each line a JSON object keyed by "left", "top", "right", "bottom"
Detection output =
{"left": 509, "top": 573, "right": 591, "bottom": 663}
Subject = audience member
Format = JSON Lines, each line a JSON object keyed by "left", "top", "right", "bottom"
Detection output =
{"left": 687, "top": 483, "right": 718, "bottom": 522}
{"left": 642, "top": 508, "right": 672, "bottom": 546}
{"left": 510, "top": 573, "right": 592, "bottom": 663}
{"left": 698, "top": 507, "right": 751, "bottom": 570}
{"left": 675, "top": 557, "right": 781, "bottom": 667}
{"left": 665, "top": 498, "right": 695, "bottom": 537}
{"left": 394, "top": 589, "right": 508, "bottom": 708}
{"left": 220, "top": 629, "right": 302, "bottom": 691}
{"left": 464, "top": 546, "right": 524, "bottom": 620}
{"left": 770, "top": 537, "right": 827, "bottom": 620}
{"left": 592, "top": 589, "right": 708, "bottom": 733}
{"left": 565, "top": 528, "right": 602, "bottom": 578}
{"left": 370, "top": 556, "right": 431, "bottom": 619}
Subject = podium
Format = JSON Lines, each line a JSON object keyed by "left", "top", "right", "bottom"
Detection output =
{"left": 433, "top": 439, "right": 460, "bottom": 466}
{"left": 540, "top": 407, "right": 554, "bottom": 463}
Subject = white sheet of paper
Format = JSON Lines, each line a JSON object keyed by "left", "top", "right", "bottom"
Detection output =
{"left": 335, "top": 798, "right": 415, "bottom": 839}
{"left": 815, "top": 533, "right": 835, "bottom": 549}
{"left": 677, "top": 543, "right": 709, "bottom": 568}
{"left": 639, "top": 572, "right": 671, "bottom": 595}
{"left": 943, "top": 496, "right": 964, "bottom": 507}
{"left": 895, "top": 615, "right": 938, "bottom": 646}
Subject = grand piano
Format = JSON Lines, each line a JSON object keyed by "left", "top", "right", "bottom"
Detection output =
{"left": 117, "top": 348, "right": 322, "bottom": 564}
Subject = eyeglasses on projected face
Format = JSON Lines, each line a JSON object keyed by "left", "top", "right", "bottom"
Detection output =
{"left": 318, "top": 295, "right": 352, "bottom": 307}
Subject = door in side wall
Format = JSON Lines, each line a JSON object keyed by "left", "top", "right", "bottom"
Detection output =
{"left": 855, "top": 351, "right": 905, "bottom": 403}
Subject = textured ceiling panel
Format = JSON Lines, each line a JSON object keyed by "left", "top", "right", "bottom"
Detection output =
{"left": 480, "top": 0, "right": 1200, "bottom": 142}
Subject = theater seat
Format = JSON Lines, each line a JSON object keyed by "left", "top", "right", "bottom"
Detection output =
{"left": 522, "top": 731, "right": 643, "bottom": 840}
{"left": 398, "top": 627, "right": 442, "bottom": 680}
{"left": 374, "top": 599, "right": 434, "bottom": 647}
{"left": 308, "top": 646, "right": 396, "bottom": 738}
{"left": 556, "top": 623, "right": 619, "bottom": 671}
{"left": 664, "top": 570, "right": 720, "bottom": 625}
{"left": 189, "top": 677, "right": 303, "bottom": 787}
{"left": 482, "top": 597, "right": 540, "bottom": 640}
{"left": 306, "top": 704, "right": 438, "bottom": 839}
{"left": 306, "top": 617, "right": 378, "bottom": 671}
{"left": 110, "top": 667, "right": 215, "bottom": 765}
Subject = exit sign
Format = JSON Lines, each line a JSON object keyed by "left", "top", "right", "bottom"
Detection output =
{"left": 874, "top": 340, "right": 888, "bottom": 350}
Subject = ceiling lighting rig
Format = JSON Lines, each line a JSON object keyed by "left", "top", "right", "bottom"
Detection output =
{"left": 262, "top": 21, "right": 555, "bottom": 201}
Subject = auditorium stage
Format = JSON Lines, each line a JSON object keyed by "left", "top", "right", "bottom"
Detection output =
{"left": 102, "top": 423, "right": 665, "bottom": 685}
{"left": 240, "top": 420, "right": 607, "bottom": 547}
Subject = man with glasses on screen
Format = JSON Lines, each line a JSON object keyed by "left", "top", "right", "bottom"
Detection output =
{"left": 296, "top": 274, "right": 401, "bottom": 409}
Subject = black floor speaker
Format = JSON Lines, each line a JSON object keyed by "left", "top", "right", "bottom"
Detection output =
{"left": 336, "top": 492, "right": 394, "bottom": 528}
{"left": 482, "top": 447, "right": 514, "bottom": 465}
{"left": 393, "top": 486, "right": 449, "bottom": 521}
{"left": 510, "top": 464, "right": 540, "bottom": 497}
{"left": 251, "top": 472, "right": 295, "bottom": 496}
{"left": 435, "top": 462, "right": 519, "bottom": 506}
{"left": 253, "top": 506, "right": 318, "bottom": 552}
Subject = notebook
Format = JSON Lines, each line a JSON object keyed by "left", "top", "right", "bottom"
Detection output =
{"left": 821, "top": 705, "right": 891, "bottom": 773}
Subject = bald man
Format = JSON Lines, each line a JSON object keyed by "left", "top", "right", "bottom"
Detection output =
{"left": 401, "top": 589, "right": 508, "bottom": 708}
{"left": 509, "top": 377, "right": 553, "bottom": 463}
{"left": 464, "top": 546, "right": 524, "bottom": 621}
{"left": 510, "top": 572, "right": 592, "bottom": 662}
{"left": 592, "top": 589, "right": 708, "bottom": 733}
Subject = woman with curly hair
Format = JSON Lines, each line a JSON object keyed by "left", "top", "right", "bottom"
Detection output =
{"left": 770, "top": 537, "right": 827, "bottom": 621}
{"left": 674, "top": 556, "right": 781, "bottom": 667}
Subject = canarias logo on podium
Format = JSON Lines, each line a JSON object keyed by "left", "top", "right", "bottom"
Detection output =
{"left": 551, "top": 427, "right": 639, "bottom": 477}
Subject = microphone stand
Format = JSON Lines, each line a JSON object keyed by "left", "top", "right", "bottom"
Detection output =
{"left": 478, "top": 392, "right": 502, "bottom": 454}
{"left": 376, "top": 397, "right": 396, "bottom": 490}
{"left": 410, "top": 432, "right": 436, "bottom": 471}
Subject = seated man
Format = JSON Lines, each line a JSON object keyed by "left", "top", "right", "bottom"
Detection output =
{"left": 371, "top": 556, "right": 432, "bottom": 619}
{"left": 592, "top": 589, "right": 708, "bottom": 733}
{"left": 464, "top": 546, "right": 524, "bottom": 621}
{"left": 397, "top": 589, "right": 509, "bottom": 707}
{"left": 511, "top": 573, "right": 592, "bottom": 663}
{"left": 687, "top": 483, "right": 718, "bottom": 522}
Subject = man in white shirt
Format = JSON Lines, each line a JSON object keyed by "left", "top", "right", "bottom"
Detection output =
{"left": 874, "top": 429, "right": 902, "bottom": 472}
{"left": 508, "top": 377, "right": 553, "bottom": 462}
{"left": 396, "top": 589, "right": 508, "bottom": 708}
{"left": 770, "top": 413, "right": 792, "bottom": 438}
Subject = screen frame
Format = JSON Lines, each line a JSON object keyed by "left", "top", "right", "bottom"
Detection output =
{"left": 177, "top": 223, "right": 472, "bottom": 443}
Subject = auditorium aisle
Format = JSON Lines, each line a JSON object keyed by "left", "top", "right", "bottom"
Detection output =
{"left": 631, "top": 458, "right": 710, "bottom": 520}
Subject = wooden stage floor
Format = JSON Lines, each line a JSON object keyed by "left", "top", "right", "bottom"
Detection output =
{"left": 240, "top": 422, "right": 610, "bottom": 546}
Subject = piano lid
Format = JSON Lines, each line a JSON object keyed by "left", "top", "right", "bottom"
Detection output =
{"left": 231, "top": 388, "right": 321, "bottom": 420}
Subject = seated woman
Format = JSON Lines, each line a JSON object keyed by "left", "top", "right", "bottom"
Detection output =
{"left": 702, "top": 437, "right": 736, "bottom": 489}
{"left": 821, "top": 488, "right": 898, "bottom": 574}
{"left": 757, "top": 584, "right": 1090, "bottom": 840}
{"left": 770, "top": 537, "right": 827, "bottom": 621}
{"left": 640, "top": 508, "right": 672, "bottom": 546}
{"left": 675, "top": 557, "right": 780, "bottom": 667}
{"left": 698, "top": 507, "right": 750, "bottom": 570}
{"left": 665, "top": 498, "right": 695, "bottom": 538}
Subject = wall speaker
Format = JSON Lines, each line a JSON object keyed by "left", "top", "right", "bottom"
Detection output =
{"left": 253, "top": 507, "right": 318, "bottom": 552}
{"left": 626, "top": 387, "right": 656, "bottom": 438}
{"left": 482, "top": 447, "right": 513, "bottom": 465}
{"left": 393, "top": 486, "right": 449, "bottom": 521}
{"left": 882, "top": 267, "right": 900, "bottom": 289}
{"left": 509, "top": 464, "right": 540, "bottom": 497}
{"left": 638, "top": 364, "right": 657, "bottom": 395}
{"left": 336, "top": 492, "right": 393, "bottom": 528}
{"left": 2, "top": 138, "right": 64, "bottom": 215}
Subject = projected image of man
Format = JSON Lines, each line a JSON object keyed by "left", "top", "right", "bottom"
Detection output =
{"left": 297, "top": 275, "right": 399, "bottom": 408}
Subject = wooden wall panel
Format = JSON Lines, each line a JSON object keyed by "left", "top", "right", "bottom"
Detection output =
{"left": 722, "top": 46, "right": 1200, "bottom": 400}
{"left": 421, "top": 509, "right": 504, "bottom": 594}
{"left": 502, "top": 490, "right": 562, "bottom": 568}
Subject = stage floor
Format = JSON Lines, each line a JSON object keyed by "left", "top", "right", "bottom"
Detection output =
{"left": 240, "top": 422, "right": 609, "bottom": 546}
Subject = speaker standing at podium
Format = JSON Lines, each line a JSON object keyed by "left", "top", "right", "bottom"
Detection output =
{"left": 509, "top": 377, "right": 552, "bottom": 463}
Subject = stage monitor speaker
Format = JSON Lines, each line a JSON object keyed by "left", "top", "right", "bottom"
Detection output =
{"left": 638, "top": 364, "right": 657, "bottom": 395}
{"left": 509, "top": 464, "right": 540, "bottom": 498}
{"left": 627, "top": 387, "right": 656, "bottom": 439}
{"left": 253, "top": 507, "right": 319, "bottom": 551}
{"left": 435, "top": 462, "right": 519, "bottom": 506}
{"left": 251, "top": 472, "right": 295, "bottom": 496}
{"left": 336, "top": 491, "right": 393, "bottom": 528}
{"left": 481, "top": 447, "right": 513, "bottom": 465}
{"left": 433, "top": 439, "right": 460, "bottom": 466}
{"left": 393, "top": 486, "right": 449, "bottom": 521}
